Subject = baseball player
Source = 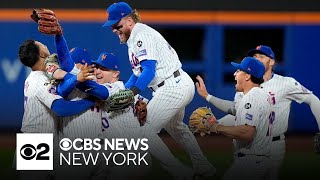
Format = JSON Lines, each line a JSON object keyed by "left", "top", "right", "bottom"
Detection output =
{"left": 197, "top": 45, "right": 320, "bottom": 180}
{"left": 44, "top": 14, "right": 151, "bottom": 178}
{"left": 199, "top": 57, "right": 272, "bottom": 179}
{"left": 50, "top": 39, "right": 111, "bottom": 179}
{"left": 93, "top": 52, "right": 152, "bottom": 180}
{"left": 18, "top": 39, "right": 97, "bottom": 180}
{"left": 19, "top": 40, "right": 97, "bottom": 133}
{"left": 102, "top": 2, "right": 215, "bottom": 178}
{"left": 52, "top": 30, "right": 149, "bottom": 178}
{"left": 245, "top": 45, "right": 320, "bottom": 180}
{"left": 53, "top": 59, "right": 109, "bottom": 180}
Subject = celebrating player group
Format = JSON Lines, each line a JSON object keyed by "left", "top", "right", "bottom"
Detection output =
{"left": 17, "top": 1, "right": 320, "bottom": 180}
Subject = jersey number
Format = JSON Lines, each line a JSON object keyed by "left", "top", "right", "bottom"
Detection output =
{"left": 130, "top": 53, "right": 140, "bottom": 68}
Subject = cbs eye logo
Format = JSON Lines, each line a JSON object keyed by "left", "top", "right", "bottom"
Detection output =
{"left": 20, "top": 143, "right": 50, "bottom": 160}
{"left": 59, "top": 138, "right": 72, "bottom": 151}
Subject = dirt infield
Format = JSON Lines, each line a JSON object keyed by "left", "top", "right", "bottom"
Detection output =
{"left": 0, "top": 133, "right": 315, "bottom": 152}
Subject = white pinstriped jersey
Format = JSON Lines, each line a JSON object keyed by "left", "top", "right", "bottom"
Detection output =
{"left": 125, "top": 23, "right": 212, "bottom": 172}
{"left": 21, "top": 71, "right": 61, "bottom": 133}
{"left": 100, "top": 81, "right": 141, "bottom": 139}
{"left": 57, "top": 88, "right": 102, "bottom": 140}
{"left": 126, "top": 23, "right": 182, "bottom": 87}
{"left": 235, "top": 74, "right": 312, "bottom": 136}
{"left": 234, "top": 87, "right": 272, "bottom": 155}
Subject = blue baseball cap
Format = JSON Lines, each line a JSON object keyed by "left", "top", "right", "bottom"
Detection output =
{"left": 248, "top": 45, "right": 275, "bottom": 59}
{"left": 93, "top": 52, "right": 119, "bottom": 71}
{"left": 103, "top": 2, "right": 133, "bottom": 27}
{"left": 231, "top": 57, "right": 265, "bottom": 79}
{"left": 70, "top": 47, "right": 92, "bottom": 65}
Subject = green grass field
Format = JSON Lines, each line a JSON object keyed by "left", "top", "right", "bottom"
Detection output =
{"left": 1, "top": 149, "right": 319, "bottom": 180}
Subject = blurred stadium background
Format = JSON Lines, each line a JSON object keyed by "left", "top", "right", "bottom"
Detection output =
{"left": 0, "top": 0, "right": 319, "bottom": 179}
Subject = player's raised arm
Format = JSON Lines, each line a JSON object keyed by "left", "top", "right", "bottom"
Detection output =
{"left": 55, "top": 34, "right": 75, "bottom": 72}
{"left": 196, "top": 75, "right": 236, "bottom": 115}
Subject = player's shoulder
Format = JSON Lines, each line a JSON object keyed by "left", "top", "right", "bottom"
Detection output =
{"left": 234, "top": 92, "right": 244, "bottom": 101}
{"left": 134, "top": 23, "right": 157, "bottom": 38}
{"left": 245, "top": 87, "right": 269, "bottom": 101}
{"left": 248, "top": 87, "right": 266, "bottom": 95}
{"left": 277, "top": 74, "right": 304, "bottom": 88}
{"left": 272, "top": 74, "right": 296, "bottom": 84}
{"left": 241, "top": 88, "right": 270, "bottom": 110}
{"left": 27, "top": 71, "right": 49, "bottom": 84}
{"left": 103, "top": 81, "right": 125, "bottom": 90}
{"left": 112, "top": 81, "right": 125, "bottom": 89}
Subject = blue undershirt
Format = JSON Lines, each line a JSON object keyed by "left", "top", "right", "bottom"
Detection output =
{"left": 57, "top": 73, "right": 109, "bottom": 100}
{"left": 51, "top": 98, "right": 95, "bottom": 117}
{"left": 55, "top": 35, "right": 74, "bottom": 72}
{"left": 126, "top": 60, "right": 156, "bottom": 92}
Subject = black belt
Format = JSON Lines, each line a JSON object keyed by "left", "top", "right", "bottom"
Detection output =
{"left": 272, "top": 136, "right": 281, "bottom": 141}
{"left": 150, "top": 70, "right": 181, "bottom": 91}
{"left": 237, "top": 153, "right": 267, "bottom": 157}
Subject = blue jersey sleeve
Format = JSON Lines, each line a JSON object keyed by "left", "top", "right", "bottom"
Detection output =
{"left": 51, "top": 97, "right": 95, "bottom": 117}
{"left": 77, "top": 80, "right": 109, "bottom": 100}
{"left": 55, "top": 35, "right": 75, "bottom": 72}
{"left": 125, "top": 73, "right": 138, "bottom": 89}
{"left": 56, "top": 73, "right": 78, "bottom": 98}
{"left": 133, "top": 60, "right": 156, "bottom": 92}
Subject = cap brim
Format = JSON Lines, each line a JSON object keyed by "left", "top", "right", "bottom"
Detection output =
{"left": 231, "top": 62, "right": 241, "bottom": 70}
{"left": 102, "top": 20, "right": 119, "bottom": 27}
{"left": 92, "top": 60, "right": 104, "bottom": 68}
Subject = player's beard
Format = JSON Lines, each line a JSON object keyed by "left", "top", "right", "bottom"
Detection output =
{"left": 119, "top": 29, "right": 131, "bottom": 44}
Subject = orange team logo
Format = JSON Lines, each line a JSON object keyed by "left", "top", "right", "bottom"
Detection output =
{"left": 101, "top": 54, "right": 107, "bottom": 60}
{"left": 256, "top": 45, "right": 262, "bottom": 50}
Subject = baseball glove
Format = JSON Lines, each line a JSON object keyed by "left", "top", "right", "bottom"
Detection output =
{"left": 106, "top": 89, "right": 135, "bottom": 112}
{"left": 314, "top": 132, "right": 320, "bottom": 154}
{"left": 45, "top": 53, "right": 61, "bottom": 86}
{"left": 189, "top": 107, "right": 217, "bottom": 136}
{"left": 30, "top": 9, "right": 63, "bottom": 35}
{"left": 134, "top": 100, "right": 147, "bottom": 126}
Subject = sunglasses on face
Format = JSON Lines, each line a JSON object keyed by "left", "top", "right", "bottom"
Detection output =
{"left": 114, "top": 25, "right": 123, "bottom": 30}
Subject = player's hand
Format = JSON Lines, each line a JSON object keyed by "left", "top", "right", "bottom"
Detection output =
{"left": 195, "top": 75, "right": 209, "bottom": 99}
{"left": 77, "top": 63, "right": 94, "bottom": 82}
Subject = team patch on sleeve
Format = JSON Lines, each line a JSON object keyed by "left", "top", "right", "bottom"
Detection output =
{"left": 138, "top": 49, "right": 147, "bottom": 57}
{"left": 244, "top": 103, "right": 251, "bottom": 109}
{"left": 137, "top": 40, "right": 143, "bottom": 47}
{"left": 245, "top": 113, "right": 253, "bottom": 120}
